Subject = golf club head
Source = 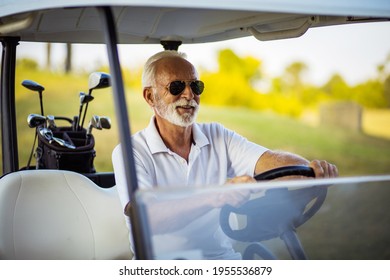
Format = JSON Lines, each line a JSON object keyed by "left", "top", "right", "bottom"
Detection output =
{"left": 39, "top": 127, "right": 76, "bottom": 149}
{"left": 88, "top": 72, "right": 110, "bottom": 92}
{"left": 27, "top": 114, "right": 46, "bottom": 128}
{"left": 87, "top": 115, "right": 101, "bottom": 135}
{"left": 47, "top": 115, "right": 57, "bottom": 130}
{"left": 22, "top": 80, "right": 45, "bottom": 92}
{"left": 77, "top": 92, "right": 94, "bottom": 131}
{"left": 79, "top": 92, "right": 94, "bottom": 104}
{"left": 99, "top": 116, "right": 111, "bottom": 129}
{"left": 22, "top": 79, "right": 45, "bottom": 115}
{"left": 91, "top": 115, "right": 102, "bottom": 129}
{"left": 52, "top": 136, "right": 76, "bottom": 149}
{"left": 38, "top": 127, "right": 54, "bottom": 141}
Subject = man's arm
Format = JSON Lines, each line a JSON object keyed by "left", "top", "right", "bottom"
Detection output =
{"left": 254, "top": 150, "right": 338, "bottom": 178}
{"left": 126, "top": 188, "right": 252, "bottom": 234}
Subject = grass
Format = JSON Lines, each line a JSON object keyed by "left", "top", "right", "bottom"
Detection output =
{"left": 197, "top": 105, "right": 390, "bottom": 176}
{"left": 4, "top": 67, "right": 390, "bottom": 177}
{"left": 363, "top": 109, "right": 390, "bottom": 140}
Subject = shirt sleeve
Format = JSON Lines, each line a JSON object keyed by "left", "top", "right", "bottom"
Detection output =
{"left": 222, "top": 125, "right": 268, "bottom": 177}
{"left": 112, "top": 144, "right": 131, "bottom": 212}
{"left": 112, "top": 144, "right": 154, "bottom": 207}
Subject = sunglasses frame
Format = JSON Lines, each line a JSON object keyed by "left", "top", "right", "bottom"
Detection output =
{"left": 165, "top": 80, "right": 204, "bottom": 96}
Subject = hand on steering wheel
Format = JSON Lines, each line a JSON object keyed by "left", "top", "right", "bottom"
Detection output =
{"left": 220, "top": 165, "right": 327, "bottom": 258}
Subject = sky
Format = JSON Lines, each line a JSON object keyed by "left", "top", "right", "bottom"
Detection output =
{"left": 17, "top": 21, "right": 390, "bottom": 86}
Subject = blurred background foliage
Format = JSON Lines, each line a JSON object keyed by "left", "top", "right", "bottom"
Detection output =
{"left": 198, "top": 49, "right": 390, "bottom": 117}
{"left": 121, "top": 47, "right": 390, "bottom": 117}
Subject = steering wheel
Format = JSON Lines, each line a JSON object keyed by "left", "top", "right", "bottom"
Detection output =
{"left": 254, "top": 165, "right": 315, "bottom": 181}
{"left": 220, "top": 165, "right": 327, "bottom": 259}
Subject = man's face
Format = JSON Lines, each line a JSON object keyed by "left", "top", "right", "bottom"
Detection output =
{"left": 151, "top": 57, "right": 200, "bottom": 127}
{"left": 153, "top": 90, "right": 199, "bottom": 127}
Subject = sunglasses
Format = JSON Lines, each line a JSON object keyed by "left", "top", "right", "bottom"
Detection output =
{"left": 166, "top": 80, "right": 205, "bottom": 96}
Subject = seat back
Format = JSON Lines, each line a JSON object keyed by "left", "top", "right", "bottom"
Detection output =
{"left": 0, "top": 170, "right": 132, "bottom": 259}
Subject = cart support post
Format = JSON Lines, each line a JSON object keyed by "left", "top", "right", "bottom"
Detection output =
{"left": 97, "top": 6, "right": 150, "bottom": 259}
{"left": 0, "top": 36, "right": 20, "bottom": 174}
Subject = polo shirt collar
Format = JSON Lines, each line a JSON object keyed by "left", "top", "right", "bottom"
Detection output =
{"left": 144, "top": 116, "right": 209, "bottom": 154}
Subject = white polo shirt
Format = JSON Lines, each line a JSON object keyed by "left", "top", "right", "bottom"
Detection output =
{"left": 112, "top": 117, "right": 268, "bottom": 259}
{"left": 114, "top": 117, "right": 267, "bottom": 191}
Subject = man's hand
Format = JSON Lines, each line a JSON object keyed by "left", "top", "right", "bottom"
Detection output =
{"left": 211, "top": 188, "right": 252, "bottom": 208}
{"left": 226, "top": 175, "right": 256, "bottom": 184}
{"left": 309, "top": 160, "right": 338, "bottom": 178}
{"left": 203, "top": 176, "right": 256, "bottom": 209}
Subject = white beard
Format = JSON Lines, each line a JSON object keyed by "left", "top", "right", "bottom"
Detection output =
{"left": 154, "top": 94, "right": 199, "bottom": 127}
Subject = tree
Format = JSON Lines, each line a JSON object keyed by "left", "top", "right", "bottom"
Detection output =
{"left": 322, "top": 74, "right": 350, "bottom": 100}
{"left": 200, "top": 49, "right": 262, "bottom": 108}
{"left": 65, "top": 43, "right": 72, "bottom": 73}
{"left": 46, "top": 43, "right": 51, "bottom": 70}
{"left": 283, "top": 62, "right": 308, "bottom": 90}
{"left": 383, "top": 75, "right": 390, "bottom": 108}
{"left": 377, "top": 52, "right": 390, "bottom": 108}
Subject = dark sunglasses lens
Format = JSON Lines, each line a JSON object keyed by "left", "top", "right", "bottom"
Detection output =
{"left": 190, "top": 81, "right": 204, "bottom": 95}
{"left": 169, "top": 81, "right": 186, "bottom": 95}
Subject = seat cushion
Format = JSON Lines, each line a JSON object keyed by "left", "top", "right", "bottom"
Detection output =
{"left": 0, "top": 170, "right": 132, "bottom": 259}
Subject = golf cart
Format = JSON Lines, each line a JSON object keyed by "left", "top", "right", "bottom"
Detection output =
{"left": 0, "top": 0, "right": 389, "bottom": 260}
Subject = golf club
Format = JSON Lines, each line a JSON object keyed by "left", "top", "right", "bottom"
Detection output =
{"left": 47, "top": 115, "right": 57, "bottom": 130}
{"left": 76, "top": 92, "right": 94, "bottom": 131}
{"left": 39, "top": 127, "right": 76, "bottom": 149}
{"left": 22, "top": 80, "right": 45, "bottom": 116}
{"left": 85, "top": 115, "right": 111, "bottom": 145}
{"left": 86, "top": 115, "right": 101, "bottom": 136}
{"left": 27, "top": 113, "right": 46, "bottom": 128}
{"left": 99, "top": 116, "right": 111, "bottom": 130}
{"left": 26, "top": 113, "right": 47, "bottom": 169}
{"left": 79, "top": 72, "right": 111, "bottom": 130}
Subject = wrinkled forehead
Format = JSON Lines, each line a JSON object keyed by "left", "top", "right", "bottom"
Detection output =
{"left": 154, "top": 57, "right": 198, "bottom": 84}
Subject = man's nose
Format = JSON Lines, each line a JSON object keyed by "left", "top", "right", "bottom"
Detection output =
{"left": 180, "top": 84, "right": 195, "bottom": 100}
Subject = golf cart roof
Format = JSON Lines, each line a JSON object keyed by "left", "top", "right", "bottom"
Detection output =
{"left": 0, "top": 0, "right": 389, "bottom": 44}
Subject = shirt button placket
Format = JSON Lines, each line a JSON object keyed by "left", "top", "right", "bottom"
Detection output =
{"left": 174, "top": 155, "right": 187, "bottom": 177}
{"left": 180, "top": 157, "right": 190, "bottom": 184}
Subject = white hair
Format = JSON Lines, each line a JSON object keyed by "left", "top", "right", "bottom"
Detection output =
{"left": 142, "top": 50, "right": 187, "bottom": 88}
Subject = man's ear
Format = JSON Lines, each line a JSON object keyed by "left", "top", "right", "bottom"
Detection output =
{"left": 143, "top": 87, "right": 154, "bottom": 107}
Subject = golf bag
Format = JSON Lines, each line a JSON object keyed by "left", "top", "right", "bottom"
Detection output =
{"left": 23, "top": 72, "right": 111, "bottom": 173}
{"left": 35, "top": 126, "right": 96, "bottom": 173}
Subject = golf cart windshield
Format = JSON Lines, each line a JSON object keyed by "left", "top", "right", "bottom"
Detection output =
{"left": 133, "top": 176, "right": 390, "bottom": 260}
